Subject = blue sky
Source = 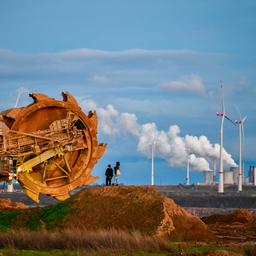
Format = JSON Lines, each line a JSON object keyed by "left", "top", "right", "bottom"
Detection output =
{"left": 0, "top": 0, "right": 256, "bottom": 185}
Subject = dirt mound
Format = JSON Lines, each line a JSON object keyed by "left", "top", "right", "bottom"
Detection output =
{"left": 202, "top": 209, "right": 256, "bottom": 242}
{"left": 0, "top": 198, "right": 27, "bottom": 209}
{"left": 202, "top": 209, "right": 255, "bottom": 225}
{"left": 0, "top": 186, "right": 213, "bottom": 241}
{"left": 229, "top": 209, "right": 254, "bottom": 223}
{"left": 63, "top": 186, "right": 214, "bottom": 240}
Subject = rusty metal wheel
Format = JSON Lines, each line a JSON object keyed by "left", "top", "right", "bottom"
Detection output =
{"left": 1, "top": 92, "right": 106, "bottom": 202}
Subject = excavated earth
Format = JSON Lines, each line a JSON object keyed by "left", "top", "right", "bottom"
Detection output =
{"left": 63, "top": 186, "right": 214, "bottom": 240}
{"left": 0, "top": 198, "right": 27, "bottom": 209}
{"left": 202, "top": 209, "right": 256, "bottom": 242}
{"left": 0, "top": 186, "right": 214, "bottom": 241}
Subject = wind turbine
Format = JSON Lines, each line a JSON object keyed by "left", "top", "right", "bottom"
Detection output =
{"left": 235, "top": 115, "right": 247, "bottom": 192}
{"left": 216, "top": 83, "right": 225, "bottom": 193}
{"left": 216, "top": 83, "right": 236, "bottom": 193}
{"left": 15, "top": 86, "right": 29, "bottom": 108}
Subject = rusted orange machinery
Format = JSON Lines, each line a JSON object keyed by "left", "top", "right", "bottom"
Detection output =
{"left": 0, "top": 92, "right": 106, "bottom": 202}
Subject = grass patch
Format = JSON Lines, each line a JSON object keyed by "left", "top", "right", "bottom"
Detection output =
{"left": 0, "top": 250, "right": 170, "bottom": 256}
{"left": 179, "top": 244, "right": 245, "bottom": 254}
{"left": 183, "top": 245, "right": 228, "bottom": 252}
{"left": 0, "top": 210, "right": 18, "bottom": 231}
{"left": 0, "top": 229, "right": 173, "bottom": 253}
{"left": 26, "top": 201, "right": 70, "bottom": 230}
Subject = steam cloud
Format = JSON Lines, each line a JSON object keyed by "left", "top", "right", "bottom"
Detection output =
{"left": 82, "top": 99, "right": 237, "bottom": 172}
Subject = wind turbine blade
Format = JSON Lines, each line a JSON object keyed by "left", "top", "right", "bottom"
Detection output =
{"left": 234, "top": 105, "right": 242, "bottom": 120}
{"left": 242, "top": 115, "right": 247, "bottom": 123}
{"left": 220, "top": 81, "right": 225, "bottom": 114}
{"left": 15, "top": 86, "right": 29, "bottom": 108}
{"left": 224, "top": 115, "right": 236, "bottom": 125}
{"left": 241, "top": 121, "right": 245, "bottom": 148}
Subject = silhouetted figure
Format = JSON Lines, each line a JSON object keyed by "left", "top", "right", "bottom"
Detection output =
{"left": 114, "top": 161, "right": 121, "bottom": 185}
{"left": 105, "top": 164, "right": 113, "bottom": 186}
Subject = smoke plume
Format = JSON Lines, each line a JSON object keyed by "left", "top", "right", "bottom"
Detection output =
{"left": 82, "top": 99, "right": 237, "bottom": 171}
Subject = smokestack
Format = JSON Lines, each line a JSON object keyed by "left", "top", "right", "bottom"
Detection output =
{"left": 151, "top": 141, "right": 155, "bottom": 186}
{"left": 213, "top": 159, "right": 217, "bottom": 177}
{"left": 186, "top": 157, "right": 190, "bottom": 185}
{"left": 204, "top": 170, "right": 214, "bottom": 184}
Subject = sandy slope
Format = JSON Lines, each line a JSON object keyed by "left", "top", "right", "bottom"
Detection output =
{"left": 64, "top": 186, "right": 214, "bottom": 240}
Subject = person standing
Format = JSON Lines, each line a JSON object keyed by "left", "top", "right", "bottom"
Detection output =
{"left": 114, "top": 161, "right": 121, "bottom": 185}
{"left": 105, "top": 164, "right": 113, "bottom": 186}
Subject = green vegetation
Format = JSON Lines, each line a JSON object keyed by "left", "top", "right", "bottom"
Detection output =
{"left": 26, "top": 201, "right": 70, "bottom": 230}
{"left": 183, "top": 245, "right": 229, "bottom": 252}
{"left": 0, "top": 249, "right": 77, "bottom": 256}
{"left": 0, "top": 210, "right": 18, "bottom": 231}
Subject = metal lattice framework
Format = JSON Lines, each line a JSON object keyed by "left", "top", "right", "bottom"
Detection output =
{"left": 0, "top": 92, "right": 106, "bottom": 202}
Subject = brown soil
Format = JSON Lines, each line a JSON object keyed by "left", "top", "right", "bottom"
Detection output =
{"left": 0, "top": 186, "right": 214, "bottom": 241}
{"left": 0, "top": 198, "right": 27, "bottom": 209}
{"left": 202, "top": 209, "right": 256, "bottom": 242}
{"left": 205, "top": 250, "right": 242, "bottom": 256}
{"left": 64, "top": 186, "right": 214, "bottom": 240}
{"left": 202, "top": 209, "right": 255, "bottom": 225}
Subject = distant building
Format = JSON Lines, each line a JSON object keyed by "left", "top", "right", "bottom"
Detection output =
{"left": 224, "top": 171, "right": 234, "bottom": 184}
{"left": 230, "top": 167, "right": 239, "bottom": 185}
{"left": 243, "top": 176, "right": 250, "bottom": 185}
{"left": 248, "top": 166, "right": 256, "bottom": 186}
{"left": 203, "top": 170, "right": 214, "bottom": 184}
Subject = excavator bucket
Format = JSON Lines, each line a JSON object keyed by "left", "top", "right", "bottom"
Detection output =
{"left": 0, "top": 92, "right": 106, "bottom": 202}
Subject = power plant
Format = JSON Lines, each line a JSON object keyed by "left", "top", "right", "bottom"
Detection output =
{"left": 203, "top": 170, "right": 214, "bottom": 185}
{"left": 248, "top": 166, "right": 256, "bottom": 186}
{"left": 200, "top": 166, "right": 255, "bottom": 186}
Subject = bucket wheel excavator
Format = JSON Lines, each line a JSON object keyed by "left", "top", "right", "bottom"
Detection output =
{"left": 0, "top": 92, "right": 106, "bottom": 203}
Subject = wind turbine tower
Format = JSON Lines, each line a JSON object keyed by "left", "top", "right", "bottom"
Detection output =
{"left": 15, "top": 86, "right": 28, "bottom": 107}
{"left": 217, "top": 84, "right": 237, "bottom": 192}
{"left": 217, "top": 84, "right": 225, "bottom": 193}
{"left": 235, "top": 116, "right": 247, "bottom": 192}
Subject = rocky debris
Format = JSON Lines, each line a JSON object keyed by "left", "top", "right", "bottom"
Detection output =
{"left": 202, "top": 209, "right": 256, "bottom": 242}
{"left": 229, "top": 209, "right": 254, "bottom": 224}
{"left": 0, "top": 198, "right": 27, "bottom": 209}
{"left": 202, "top": 209, "right": 255, "bottom": 225}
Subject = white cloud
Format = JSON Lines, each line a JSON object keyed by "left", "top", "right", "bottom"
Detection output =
{"left": 0, "top": 48, "right": 223, "bottom": 83}
{"left": 98, "top": 105, "right": 120, "bottom": 135}
{"left": 90, "top": 75, "right": 109, "bottom": 84}
{"left": 56, "top": 48, "right": 221, "bottom": 59}
{"left": 160, "top": 74, "right": 205, "bottom": 95}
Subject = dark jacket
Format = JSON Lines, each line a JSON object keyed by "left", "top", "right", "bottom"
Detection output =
{"left": 105, "top": 167, "right": 113, "bottom": 177}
